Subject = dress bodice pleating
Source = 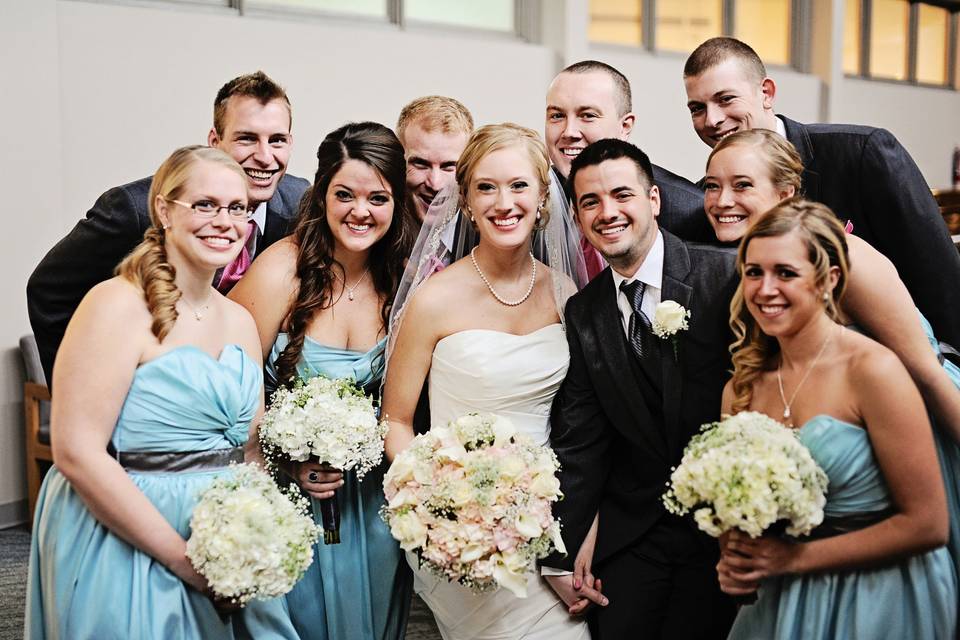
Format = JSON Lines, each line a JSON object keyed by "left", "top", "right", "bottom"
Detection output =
{"left": 112, "top": 344, "right": 260, "bottom": 452}
{"left": 429, "top": 324, "right": 569, "bottom": 447}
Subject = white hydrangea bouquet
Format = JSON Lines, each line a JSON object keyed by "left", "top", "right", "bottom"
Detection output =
{"left": 381, "top": 413, "right": 566, "bottom": 598}
{"left": 187, "top": 463, "right": 319, "bottom": 605}
{"left": 260, "top": 376, "right": 387, "bottom": 544}
{"left": 663, "top": 411, "right": 829, "bottom": 539}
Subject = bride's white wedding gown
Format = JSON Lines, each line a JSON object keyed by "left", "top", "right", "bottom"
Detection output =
{"left": 408, "top": 324, "right": 591, "bottom": 640}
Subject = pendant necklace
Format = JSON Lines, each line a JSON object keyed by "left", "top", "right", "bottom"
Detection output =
{"left": 180, "top": 295, "right": 212, "bottom": 321}
{"left": 776, "top": 325, "right": 837, "bottom": 426}
{"left": 333, "top": 267, "right": 370, "bottom": 301}
{"left": 470, "top": 247, "right": 537, "bottom": 307}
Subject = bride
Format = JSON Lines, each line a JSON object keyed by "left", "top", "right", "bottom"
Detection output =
{"left": 381, "top": 123, "right": 597, "bottom": 639}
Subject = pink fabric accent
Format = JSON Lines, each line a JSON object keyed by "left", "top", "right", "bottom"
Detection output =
{"left": 217, "top": 221, "right": 255, "bottom": 293}
{"left": 581, "top": 235, "right": 607, "bottom": 281}
{"left": 424, "top": 255, "right": 447, "bottom": 277}
{"left": 844, "top": 220, "right": 854, "bottom": 234}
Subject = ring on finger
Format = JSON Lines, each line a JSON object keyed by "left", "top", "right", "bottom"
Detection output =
{"left": 308, "top": 471, "right": 319, "bottom": 483}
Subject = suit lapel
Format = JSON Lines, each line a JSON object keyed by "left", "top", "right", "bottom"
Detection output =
{"left": 659, "top": 232, "right": 693, "bottom": 458}
{"left": 590, "top": 271, "right": 669, "bottom": 459}
{"left": 780, "top": 115, "right": 821, "bottom": 202}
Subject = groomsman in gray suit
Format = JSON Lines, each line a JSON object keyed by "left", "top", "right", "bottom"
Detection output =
{"left": 27, "top": 71, "right": 310, "bottom": 384}
{"left": 683, "top": 37, "right": 960, "bottom": 349}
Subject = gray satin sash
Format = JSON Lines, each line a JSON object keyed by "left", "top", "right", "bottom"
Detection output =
{"left": 806, "top": 507, "right": 895, "bottom": 540}
{"left": 115, "top": 446, "right": 244, "bottom": 473}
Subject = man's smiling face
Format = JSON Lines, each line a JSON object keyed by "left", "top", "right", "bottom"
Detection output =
{"left": 208, "top": 95, "right": 292, "bottom": 205}
{"left": 545, "top": 71, "right": 633, "bottom": 178}
{"left": 684, "top": 57, "right": 777, "bottom": 148}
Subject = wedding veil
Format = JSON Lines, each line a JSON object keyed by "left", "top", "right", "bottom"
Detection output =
{"left": 385, "top": 171, "right": 589, "bottom": 369}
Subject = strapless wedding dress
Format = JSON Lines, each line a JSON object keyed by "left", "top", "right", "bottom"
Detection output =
{"left": 408, "top": 324, "right": 590, "bottom": 640}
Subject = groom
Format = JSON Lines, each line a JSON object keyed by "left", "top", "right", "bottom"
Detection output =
{"left": 545, "top": 139, "right": 737, "bottom": 638}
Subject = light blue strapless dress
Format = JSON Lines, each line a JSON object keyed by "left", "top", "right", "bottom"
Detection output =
{"left": 266, "top": 334, "right": 411, "bottom": 640}
{"left": 728, "top": 415, "right": 958, "bottom": 640}
{"left": 25, "top": 345, "right": 299, "bottom": 640}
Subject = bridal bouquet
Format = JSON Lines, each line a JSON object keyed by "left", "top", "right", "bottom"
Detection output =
{"left": 662, "top": 411, "right": 829, "bottom": 539}
{"left": 260, "top": 376, "right": 387, "bottom": 544}
{"left": 187, "top": 463, "right": 319, "bottom": 604}
{"left": 381, "top": 413, "right": 566, "bottom": 598}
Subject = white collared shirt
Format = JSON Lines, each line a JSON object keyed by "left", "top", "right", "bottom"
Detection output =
{"left": 249, "top": 202, "right": 267, "bottom": 258}
{"left": 774, "top": 115, "right": 787, "bottom": 139}
{"left": 611, "top": 231, "right": 665, "bottom": 337}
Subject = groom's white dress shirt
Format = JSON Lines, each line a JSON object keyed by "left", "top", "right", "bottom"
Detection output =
{"left": 611, "top": 231, "right": 664, "bottom": 335}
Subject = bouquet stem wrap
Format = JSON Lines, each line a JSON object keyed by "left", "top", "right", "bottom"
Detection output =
{"left": 320, "top": 491, "right": 340, "bottom": 545}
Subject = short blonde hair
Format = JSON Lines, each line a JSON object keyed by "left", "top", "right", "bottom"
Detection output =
{"left": 396, "top": 96, "right": 474, "bottom": 145}
{"left": 455, "top": 123, "right": 551, "bottom": 229}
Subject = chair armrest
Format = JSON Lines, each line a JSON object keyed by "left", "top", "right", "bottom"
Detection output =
{"left": 24, "top": 382, "right": 50, "bottom": 403}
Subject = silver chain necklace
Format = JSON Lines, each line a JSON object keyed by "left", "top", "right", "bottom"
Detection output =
{"left": 332, "top": 267, "right": 370, "bottom": 301}
{"left": 776, "top": 325, "right": 837, "bottom": 426}
{"left": 470, "top": 247, "right": 537, "bottom": 307}
{"left": 179, "top": 294, "right": 212, "bottom": 321}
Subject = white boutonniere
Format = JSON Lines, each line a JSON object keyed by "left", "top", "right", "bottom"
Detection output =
{"left": 652, "top": 301, "right": 689, "bottom": 359}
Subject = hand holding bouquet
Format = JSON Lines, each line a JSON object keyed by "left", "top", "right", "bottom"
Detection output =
{"left": 260, "top": 376, "right": 387, "bottom": 544}
{"left": 382, "top": 413, "right": 566, "bottom": 598}
{"left": 663, "top": 411, "right": 828, "bottom": 538}
{"left": 187, "top": 463, "right": 319, "bottom": 605}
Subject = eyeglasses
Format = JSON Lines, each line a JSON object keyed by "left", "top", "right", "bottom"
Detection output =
{"left": 166, "top": 198, "right": 252, "bottom": 219}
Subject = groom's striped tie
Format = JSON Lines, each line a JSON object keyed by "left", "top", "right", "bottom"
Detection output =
{"left": 620, "top": 279, "right": 652, "bottom": 360}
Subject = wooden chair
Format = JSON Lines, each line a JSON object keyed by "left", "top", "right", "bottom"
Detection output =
{"left": 20, "top": 334, "right": 51, "bottom": 524}
{"left": 932, "top": 188, "right": 960, "bottom": 237}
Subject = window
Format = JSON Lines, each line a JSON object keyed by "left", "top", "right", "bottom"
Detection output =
{"left": 917, "top": 3, "right": 950, "bottom": 84}
{"left": 404, "top": 0, "right": 514, "bottom": 32}
{"left": 588, "top": 0, "right": 643, "bottom": 47}
{"left": 245, "top": 0, "right": 387, "bottom": 18}
{"left": 734, "top": 0, "right": 791, "bottom": 66}
{"left": 589, "top": 0, "right": 796, "bottom": 68}
{"left": 656, "top": 0, "right": 723, "bottom": 54}
{"left": 846, "top": 0, "right": 959, "bottom": 88}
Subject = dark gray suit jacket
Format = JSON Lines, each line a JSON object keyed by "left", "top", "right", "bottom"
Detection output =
{"left": 27, "top": 173, "right": 310, "bottom": 384}
{"left": 546, "top": 230, "right": 738, "bottom": 570}
{"left": 780, "top": 114, "right": 960, "bottom": 347}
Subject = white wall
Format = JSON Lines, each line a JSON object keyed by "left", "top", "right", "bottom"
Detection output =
{"left": 1, "top": 0, "right": 958, "bottom": 525}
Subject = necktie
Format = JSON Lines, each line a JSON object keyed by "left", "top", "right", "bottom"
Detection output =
{"left": 620, "top": 279, "right": 653, "bottom": 360}
{"left": 580, "top": 236, "right": 607, "bottom": 281}
{"left": 217, "top": 220, "right": 256, "bottom": 293}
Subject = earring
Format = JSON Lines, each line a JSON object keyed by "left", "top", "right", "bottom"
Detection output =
{"left": 162, "top": 224, "right": 170, "bottom": 230}
{"left": 536, "top": 201, "right": 544, "bottom": 221}
{"left": 464, "top": 205, "right": 474, "bottom": 223}
{"left": 822, "top": 291, "right": 830, "bottom": 303}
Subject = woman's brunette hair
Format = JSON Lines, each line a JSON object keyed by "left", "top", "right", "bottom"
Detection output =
{"left": 273, "top": 122, "right": 414, "bottom": 385}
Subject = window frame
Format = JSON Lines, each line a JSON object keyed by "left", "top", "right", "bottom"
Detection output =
{"left": 587, "top": 0, "right": 809, "bottom": 72}
{"left": 850, "top": 0, "right": 958, "bottom": 89}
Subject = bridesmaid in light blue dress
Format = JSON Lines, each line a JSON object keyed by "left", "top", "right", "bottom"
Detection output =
{"left": 230, "top": 122, "right": 414, "bottom": 640}
{"left": 717, "top": 201, "right": 956, "bottom": 639}
{"left": 26, "top": 146, "right": 298, "bottom": 639}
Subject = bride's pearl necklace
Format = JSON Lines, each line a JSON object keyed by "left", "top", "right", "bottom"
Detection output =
{"left": 470, "top": 247, "right": 537, "bottom": 307}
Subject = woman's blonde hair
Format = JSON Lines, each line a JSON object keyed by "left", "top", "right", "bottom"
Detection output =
{"left": 707, "top": 128, "right": 803, "bottom": 195}
{"left": 116, "top": 145, "right": 246, "bottom": 342}
{"left": 455, "top": 123, "right": 551, "bottom": 230}
{"left": 728, "top": 197, "right": 850, "bottom": 413}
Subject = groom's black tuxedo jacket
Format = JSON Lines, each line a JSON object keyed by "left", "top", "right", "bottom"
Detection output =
{"left": 547, "top": 230, "right": 738, "bottom": 570}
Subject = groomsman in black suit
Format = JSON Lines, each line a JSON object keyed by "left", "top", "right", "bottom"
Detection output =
{"left": 545, "top": 60, "right": 716, "bottom": 255}
{"left": 544, "top": 139, "right": 737, "bottom": 638}
{"left": 27, "top": 71, "right": 310, "bottom": 384}
{"left": 683, "top": 37, "right": 960, "bottom": 348}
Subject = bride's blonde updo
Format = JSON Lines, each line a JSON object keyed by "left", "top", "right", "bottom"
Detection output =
{"left": 116, "top": 145, "right": 246, "bottom": 342}
{"left": 455, "top": 123, "right": 552, "bottom": 230}
{"left": 728, "top": 198, "right": 850, "bottom": 413}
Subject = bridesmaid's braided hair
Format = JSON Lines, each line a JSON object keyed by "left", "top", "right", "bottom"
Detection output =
{"left": 117, "top": 145, "right": 246, "bottom": 341}
{"left": 728, "top": 198, "right": 849, "bottom": 413}
{"left": 273, "top": 122, "right": 414, "bottom": 387}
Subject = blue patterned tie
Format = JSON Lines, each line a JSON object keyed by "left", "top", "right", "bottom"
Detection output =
{"left": 620, "top": 279, "right": 653, "bottom": 360}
